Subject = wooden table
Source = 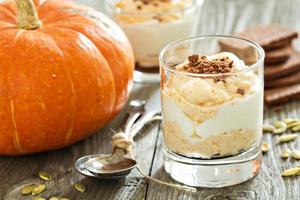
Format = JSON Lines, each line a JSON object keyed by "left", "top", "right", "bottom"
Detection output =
{"left": 1, "top": 0, "right": 300, "bottom": 199}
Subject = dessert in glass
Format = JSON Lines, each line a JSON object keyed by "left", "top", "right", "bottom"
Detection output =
{"left": 160, "top": 36, "right": 265, "bottom": 187}
{"left": 105, "top": 0, "right": 201, "bottom": 82}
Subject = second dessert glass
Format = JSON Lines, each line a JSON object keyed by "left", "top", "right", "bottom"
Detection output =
{"left": 160, "top": 35, "right": 265, "bottom": 187}
{"left": 105, "top": 0, "right": 202, "bottom": 83}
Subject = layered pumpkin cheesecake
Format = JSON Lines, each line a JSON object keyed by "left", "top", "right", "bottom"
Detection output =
{"left": 108, "top": 0, "right": 198, "bottom": 68}
{"left": 161, "top": 52, "right": 263, "bottom": 158}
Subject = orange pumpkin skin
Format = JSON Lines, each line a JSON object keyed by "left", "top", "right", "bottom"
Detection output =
{"left": 0, "top": 0, "right": 134, "bottom": 155}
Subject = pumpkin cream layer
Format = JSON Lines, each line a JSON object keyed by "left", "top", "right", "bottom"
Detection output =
{"left": 112, "top": 0, "right": 196, "bottom": 68}
{"left": 162, "top": 52, "right": 263, "bottom": 158}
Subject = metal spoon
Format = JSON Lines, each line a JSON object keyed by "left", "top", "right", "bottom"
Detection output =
{"left": 75, "top": 100, "right": 147, "bottom": 179}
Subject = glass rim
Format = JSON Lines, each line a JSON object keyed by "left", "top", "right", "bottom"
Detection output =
{"left": 159, "top": 35, "right": 265, "bottom": 78}
{"left": 104, "top": 0, "right": 202, "bottom": 16}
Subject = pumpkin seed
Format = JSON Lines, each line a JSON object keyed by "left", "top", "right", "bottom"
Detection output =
{"left": 38, "top": 171, "right": 51, "bottom": 181}
{"left": 21, "top": 184, "right": 36, "bottom": 195}
{"left": 32, "top": 184, "right": 46, "bottom": 196}
{"left": 49, "top": 197, "right": 59, "bottom": 200}
{"left": 74, "top": 182, "right": 86, "bottom": 193}
{"left": 277, "top": 134, "right": 297, "bottom": 143}
{"left": 274, "top": 121, "right": 287, "bottom": 129}
{"left": 273, "top": 127, "right": 286, "bottom": 134}
{"left": 287, "top": 121, "right": 300, "bottom": 128}
{"left": 291, "top": 125, "right": 300, "bottom": 132}
{"left": 281, "top": 148, "right": 291, "bottom": 159}
{"left": 32, "top": 197, "right": 46, "bottom": 200}
{"left": 263, "top": 124, "right": 275, "bottom": 133}
{"left": 261, "top": 141, "right": 269, "bottom": 153}
{"left": 281, "top": 167, "right": 300, "bottom": 176}
{"left": 284, "top": 118, "right": 299, "bottom": 125}
{"left": 291, "top": 150, "right": 300, "bottom": 160}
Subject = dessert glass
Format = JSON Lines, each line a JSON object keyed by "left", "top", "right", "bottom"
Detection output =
{"left": 105, "top": 0, "right": 202, "bottom": 83}
{"left": 159, "top": 35, "right": 265, "bottom": 187}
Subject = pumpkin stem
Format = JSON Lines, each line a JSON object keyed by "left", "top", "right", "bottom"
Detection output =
{"left": 15, "top": 0, "right": 42, "bottom": 30}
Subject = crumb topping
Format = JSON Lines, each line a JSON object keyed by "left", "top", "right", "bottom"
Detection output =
{"left": 182, "top": 54, "right": 234, "bottom": 74}
{"left": 115, "top": 0, "right": 192, "bottom": 23}
{"left": 236, "top": 88, "right": 245, "bottom": 95}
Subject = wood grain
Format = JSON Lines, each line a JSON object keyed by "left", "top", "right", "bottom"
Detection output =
{"left": 1, "top": 0, "right": 300, "bottom": 199}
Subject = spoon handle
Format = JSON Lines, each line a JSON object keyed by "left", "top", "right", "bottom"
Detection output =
{"left": 129, "top": 112, "right": 161, "bottom": 139}
{"left": 124, "top": 112, "right": 142, "bottom": 136}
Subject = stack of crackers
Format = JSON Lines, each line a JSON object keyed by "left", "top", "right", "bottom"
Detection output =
{"left": 221, "top": 25, "right": 299, "bottom": 106}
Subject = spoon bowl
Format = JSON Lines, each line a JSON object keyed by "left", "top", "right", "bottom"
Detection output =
{"left": 84, "top": 147, "right": 137, "bottom": 177}
{"left": 85, "top": 156, "right": 137, "bottom": 176}
{"left": 75, "top": 154, "right": 136, "bottom": 179}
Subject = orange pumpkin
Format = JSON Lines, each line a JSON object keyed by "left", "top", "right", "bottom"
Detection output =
{"left": 0, "top": 0, "right": 134, "bottom": 155}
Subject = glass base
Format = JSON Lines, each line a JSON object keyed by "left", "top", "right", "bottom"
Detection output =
{"left": 133, "top": 69, "right": 159, "bottom": 83}
{"left": 163, "top": 144, "right": 262, "bottom": 188}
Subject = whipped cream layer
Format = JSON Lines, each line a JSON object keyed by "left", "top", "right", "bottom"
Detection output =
{"left": 162, "top": 52, "right": 263, "bottom": 157}
{"left": 112, "top": 0, "right": 197, "bottom": 67}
